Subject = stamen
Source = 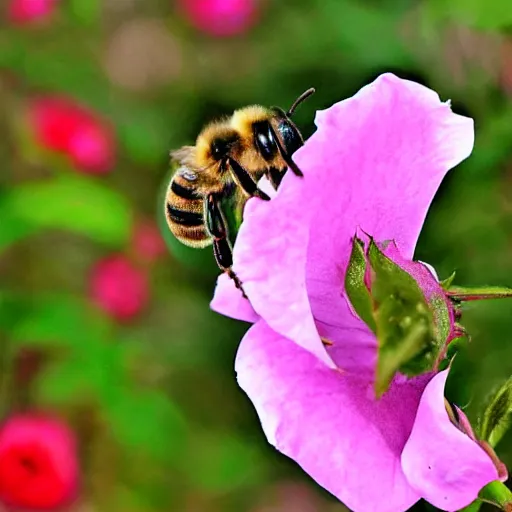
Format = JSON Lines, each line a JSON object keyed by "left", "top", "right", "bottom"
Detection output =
{"left": 321, "top": 337, "right": 334, "bottom": 347}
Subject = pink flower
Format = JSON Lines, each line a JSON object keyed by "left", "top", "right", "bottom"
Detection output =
{"left": 28, "top": 96, "right": 116, "bottom": 174}
{"left": 89, "top": 254, "right": 149, "bottom": 322}
{"left": 0, "top": 414, "right": 78, "bottom": 510}
{"left": 177, "top": 0, "right": 258, "bottom": 37}
{"left": 131, "top": 219, "right": 167, "bottom": 264}
{"left": 7, "top": 0, "right": 58, "bottom": 25}
{"left": 212, "top": 74, "right": 501, "bottom": 511}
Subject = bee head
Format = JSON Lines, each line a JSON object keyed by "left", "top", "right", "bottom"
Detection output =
{"left": 196, "top": 122, "right": 239, "bottom": 167}
{"left": 211, "top": 135, "right": 238, "bottom": 161}
{"left": 270, "top": 88, "right": 315, "bottom": 150}
{"left": 268, "top": 89, "right": 314, "bottom": 157}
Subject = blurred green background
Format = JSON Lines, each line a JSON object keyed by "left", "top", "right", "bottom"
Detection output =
{"left": 1, "top": 0, "right": 512, "bottom": 510}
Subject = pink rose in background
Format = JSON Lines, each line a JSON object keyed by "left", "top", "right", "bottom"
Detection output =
{"left": 131, "top": 219, "right": 167, "bottom": 264}
{"left": 212, "top": 74, "right": 503, "bottom": 511}
{"left": 7, "top": 0, "right": 58, "bottom": 25}
{"left": 0, "top": 414, "right": 78, "bottom": 510}
{"left": 89, "top": 254, "right": 149, "bottom": 322}
{"left": 28, "top": 96, "right": 116, "bottom": 174}
{"left": 177, "top": 0, "right": 259, "bottom": 37}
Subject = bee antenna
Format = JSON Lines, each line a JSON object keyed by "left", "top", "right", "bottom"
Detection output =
{"left": 287, "top": 88, "right": 315, "bottom": 116}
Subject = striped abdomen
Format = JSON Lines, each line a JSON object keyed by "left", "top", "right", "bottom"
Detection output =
{"left": 165, "top": 169, "right": 211, "bottom": 248}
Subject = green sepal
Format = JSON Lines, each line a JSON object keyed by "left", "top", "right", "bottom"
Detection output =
{"left": 429, "top": 293, "right": 452, "bottom": 353}
{"left": 440, "top": 270, "right": 457, "bottom": 290}
{"left": 479, "top": 377, "right": 512, "bottom": 448}
{"left": 477, "top": 480, "right": 512, "bottom": 510}
{"left": 457, "top": 500, "right": 483, "bottom": 512}
{"left": 446, "top": 285, "right": 512, "bottom": 301}
{"left": 437, "top": 335, "right": 468, "bottom": 372}
{"left": 344, "top": 237, "right": 376, "bottom": 333}
{"left": 459, "top": 481, "right": 512, "bottom": 512}
{"left": 367, "top": 240, "right": 435, "bottom": 397}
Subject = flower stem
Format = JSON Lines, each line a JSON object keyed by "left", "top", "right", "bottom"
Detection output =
{"left": 446, "top": 286, "right": 512, "bottom": 302}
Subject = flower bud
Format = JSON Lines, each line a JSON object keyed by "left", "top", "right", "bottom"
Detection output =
{"left": 345, "top": 236, "right": 455, "bottom": 396}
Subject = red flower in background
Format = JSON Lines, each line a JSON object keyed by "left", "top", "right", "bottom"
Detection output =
{"left": 131, "top": 219, "right": 167, "bottom": 264}
{"left": 178, "top": 0, "right": 259, "bottom": 37}
{"left": 28, "top": 96, "right": 116, "bottom": 174}
{"left": 0, "top": 414, "right": 78, "bottom": 510}
{"left": 89, "top": 254, "right": 149, "bottom": 322}
{"left": 7, "top": 0, "right": 58, "bottom": 25}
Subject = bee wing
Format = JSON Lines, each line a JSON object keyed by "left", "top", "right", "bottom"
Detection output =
{"left": 169, "top": 146, "right": 204, "bottom": 181}
{"left": 170, "top": 146, "right": 220, "bottom": 177}
{"left": 170, "top": 145, "right": 196, "bottom": 165}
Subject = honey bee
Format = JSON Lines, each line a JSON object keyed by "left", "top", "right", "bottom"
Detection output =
{"left": 164, "top": 88, "right": 315, "bottom": 295}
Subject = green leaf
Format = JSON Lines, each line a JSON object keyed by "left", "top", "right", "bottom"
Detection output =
{"left": 480, "top": 377, "right": 512, "bottom": 448}
{"left": 8, "top": 294, "right": 112, "bottom": 348}
{"left": 110, "top": 487, "right": 155, "bottom": 512}
{"left": 186, "top": 432, "right": 265, "bottom": 492}
{"left": 68, "top": 0, "right": 101, "bottom": 25}
{"left": 0, "top": 206, "right": 37, "bottom": 253}
{"left": 427, "top": 0, "right": 512, "bottom": 30}
{"left": 107, "top": 391, "right": 186, "bottom": 461}
{"left": 446, "top": 285, "right": 512, "bottom": 302}
{"left": 345, "top": 237, "right": 376, "bottom": 333}
{"left": 0, "top": 175, "right": 132, "bottom": 248}
{"left": 117, "top": 107, "right": 172, "bottom": 167}
{"left": 37, "top": 358, "right": 91, "bottom": 404}
{"left": 368, "top": 240, "right": 435, "bottom": 397}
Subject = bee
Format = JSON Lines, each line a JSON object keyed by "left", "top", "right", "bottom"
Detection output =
{"left": 164, "top": 88, "right": 315, "bottom": 296}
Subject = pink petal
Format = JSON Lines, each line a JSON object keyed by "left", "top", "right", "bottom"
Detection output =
{"left": 213, "top": 162, "right": 331, "bottom": 366}
{"left": 213, "top": 74, "right": 474, "bottom": 372}
{"left": 401, "top": 370, "right": 499, "bottom": 511}
{"left": 210, "top": 273, "right": 259, "bottom": 323}
{"left": 236, "top": 320, "right": 436, "bottom": 512}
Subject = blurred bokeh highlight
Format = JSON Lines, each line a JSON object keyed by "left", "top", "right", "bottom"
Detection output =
{"left": 0, "top": 0, "right": 511, "bottom": 510}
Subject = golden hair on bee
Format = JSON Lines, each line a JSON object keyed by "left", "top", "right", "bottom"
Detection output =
{"left": 164, "top": 87, "right": 315, "bottom": 296}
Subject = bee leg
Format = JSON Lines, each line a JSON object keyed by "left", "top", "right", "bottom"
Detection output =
{"left": 267, "top": 124, "right": 304, "bottom": 177}
{"left": 213, "top": 239, "right": 247, "bottom": 298}
{"left": 227, "top": 158, "right": 271, "bottom": 201}
{"left": 267, "top": 167, "right": 284, "bottom": 190}
{"left": 205, "top": 193, "right": 248, "bottom": 299}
